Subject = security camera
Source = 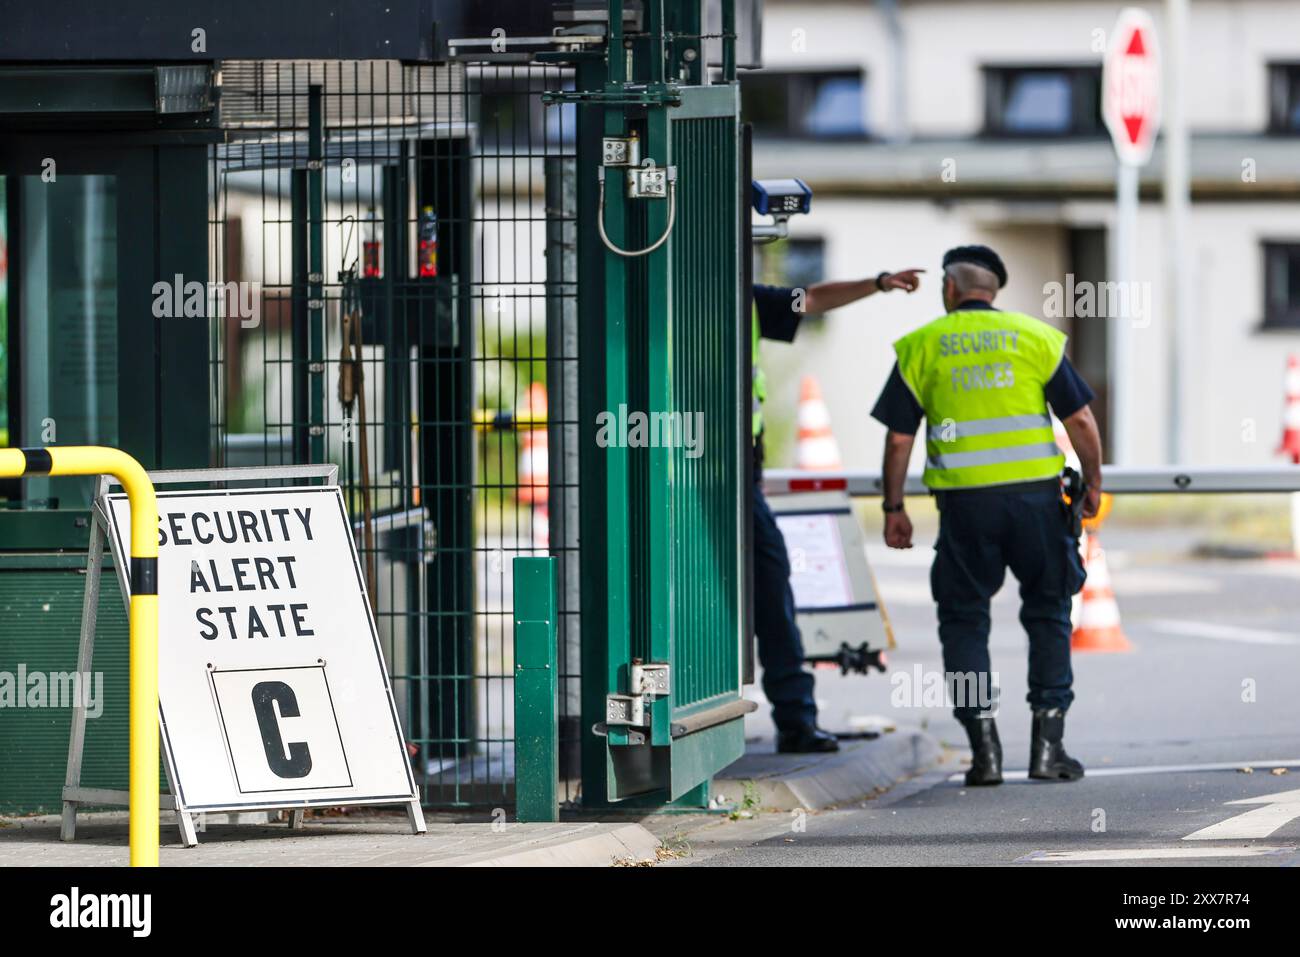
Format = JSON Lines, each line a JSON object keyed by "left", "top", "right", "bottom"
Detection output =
{"left": 751, "top": 178, "right": 813, "bottom": 217}
{"left": 751, "top": 178, "right": 813, "bottom": 243}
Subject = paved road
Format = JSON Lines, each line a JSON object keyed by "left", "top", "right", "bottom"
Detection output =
{"left": 712, "top": 523, "right": 1300, "bottom": 866}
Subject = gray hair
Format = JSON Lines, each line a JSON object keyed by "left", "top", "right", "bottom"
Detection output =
{"left": 944, "top": 261, "right": 999, "bottom": 298}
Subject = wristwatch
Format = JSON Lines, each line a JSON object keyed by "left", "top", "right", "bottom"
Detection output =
{"left": 876, "top": 271, "right": 893, "bottom": 292}
{"left": 882, "top": 501, "right": 905, "bottom": 513}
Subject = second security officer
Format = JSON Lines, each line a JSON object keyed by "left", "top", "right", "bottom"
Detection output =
{"left": 870, "top": 245, "right": 1103, "bottom": 784}
{"left": 754, "top": 267, "right": 923, "bottom": 753}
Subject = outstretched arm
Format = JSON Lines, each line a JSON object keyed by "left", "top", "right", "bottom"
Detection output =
{"left": 803, "top": 269, "right": 924, "bottom": 314}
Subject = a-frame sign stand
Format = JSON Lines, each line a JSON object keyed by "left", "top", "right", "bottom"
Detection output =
{"left": 60, "top": 465, "right": 426, "bottom": 847}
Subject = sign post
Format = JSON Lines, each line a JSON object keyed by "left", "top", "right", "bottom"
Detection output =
{"left": 1102, "top": 7, "right": 1161, "bottom": 466}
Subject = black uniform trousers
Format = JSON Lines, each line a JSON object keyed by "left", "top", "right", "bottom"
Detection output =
{"left": 752, "top": 478, "right": 818, "bottom": 731}
{"left": 931, "top": 481, "right": 1086, "bottom": 720}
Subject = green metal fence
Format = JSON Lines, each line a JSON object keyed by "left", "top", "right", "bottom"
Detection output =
{"left": 207, "top": 59, "right": 579, "bottom": 808}
{"left": 1, "top": 21, "right": 748, "bottom": 814}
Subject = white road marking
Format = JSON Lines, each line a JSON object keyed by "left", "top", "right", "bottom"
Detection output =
{"left": 1184, "top": 787, "right": 1300, "bottom": 841}
{"left": 948, "top": 757, "right": 1300, "bottom": 783}
{"left": 1017, "top": 846, "right": 1294, "bottom": 863}
{"left": 1147, "top": 619, "right": 1300, "bottom": 645}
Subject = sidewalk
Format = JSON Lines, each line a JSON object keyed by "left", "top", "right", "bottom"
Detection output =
{"left": 714, "top": 725, "right": 943, "bottom": 811}
{"left": 0, "top": 813, "right": 661, "bottom": 867}
{"left": 0, "top": 727, "right": 942, "bottom": 867}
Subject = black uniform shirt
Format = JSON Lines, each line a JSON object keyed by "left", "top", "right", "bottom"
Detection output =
{"left": 870, "top": 301, "right": 1095, "bottom": 436}
{"left": 750, "top": 284, "right": 806, "bottom": 470}
{"left": 753, "top": 284, "right": 804, "bottom": 342}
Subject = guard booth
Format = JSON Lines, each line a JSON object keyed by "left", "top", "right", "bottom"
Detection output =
{"left": 0, "top": 0, "right": 761, "bottom": 815}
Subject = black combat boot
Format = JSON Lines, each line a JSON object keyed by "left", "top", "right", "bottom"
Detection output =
{"left": 1029, "top": 708, "right": 1085, "bottom": 781}
{"left": 776, "top": 725, "right": 840, "bottom": 754}
{"left": 959, "top": 714, "right": 1003, "bottom": 786}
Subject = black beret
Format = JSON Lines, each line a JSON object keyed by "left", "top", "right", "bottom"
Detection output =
{"left": 943, "top": 245, "right": 1007, "bottom": 288}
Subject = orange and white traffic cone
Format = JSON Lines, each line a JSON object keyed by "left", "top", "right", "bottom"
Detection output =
{"left": 1071, "top": 530, "right": 1132, "bottom": 653}
{"left": 795, "top": 375, "right": 842, "bottom": 471}
{"left": 1277, "top": 355, "right": 1300, "bottom": 464}
{"left": 515, "top": 382, "right": 549, "bottom": 550}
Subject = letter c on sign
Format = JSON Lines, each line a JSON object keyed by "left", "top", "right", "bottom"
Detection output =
{"left": 251, "top": 680, "right": 313, "bottom": 778}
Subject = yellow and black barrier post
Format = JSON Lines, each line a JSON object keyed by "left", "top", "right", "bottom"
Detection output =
{"left": 0, "top": 446, "right": 160, "bottom": 867}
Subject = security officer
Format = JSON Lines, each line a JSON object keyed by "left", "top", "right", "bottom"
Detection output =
{"left": 754, "top": 267, "right": 923, "bottom": 752}
{"left": 869, "top": 245, "right": 1102, "bottom": 783}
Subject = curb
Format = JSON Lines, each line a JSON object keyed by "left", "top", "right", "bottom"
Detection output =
{"left": 712, "top": 729, "right": 941, "bottom": 811}
{"left": 443, "top": 822, "right": 661, "bottom": 867}
{"left": 0, "top": 814, "right": 662, "bottom": 868}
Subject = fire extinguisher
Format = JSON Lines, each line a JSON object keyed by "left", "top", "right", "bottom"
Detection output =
{"left": 362, "top": 206, "right": 381, "bottom": 279}
{"left": 418, "top": 205, "right": 438, "bottom": 278}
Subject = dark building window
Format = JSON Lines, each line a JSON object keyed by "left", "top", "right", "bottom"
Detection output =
{"left": 1268, "top": 63, "right": 1300, "bottom": 133}
{"left": 472, "top": 72, "right": 575, "bottom": 149}
{"left": 984, "top": 66, "right": 1102, "bottom": 137}
{"left": 754, "top": 237, "right": 826, "bottom": 291}
{"left": 742, "top": 70, "right": 867, "bottom": 138}
{"left": 754, "top": 237, "right": 828, "bottom": 321}
{"left": 0, "top": 177, "right": 7, "bottom": 449}
{"left": 1263, "top": 242, "right": 1300, "bottom": 329}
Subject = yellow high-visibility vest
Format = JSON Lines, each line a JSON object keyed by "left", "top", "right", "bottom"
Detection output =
{"left": 893, "top": 309, "right": 1066, "bottom": 489}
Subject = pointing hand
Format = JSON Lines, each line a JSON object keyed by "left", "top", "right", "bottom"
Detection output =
{"left": 881, "top": 268, "right": 924, "bottom": 293}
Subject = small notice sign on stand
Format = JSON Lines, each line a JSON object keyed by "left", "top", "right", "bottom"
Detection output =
{"left": 768, "top": 490, "right": 896, "bottom": 664}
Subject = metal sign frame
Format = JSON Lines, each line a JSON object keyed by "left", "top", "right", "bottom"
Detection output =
{"left": 60, "top": 464, "right": 426, "bottom": 848}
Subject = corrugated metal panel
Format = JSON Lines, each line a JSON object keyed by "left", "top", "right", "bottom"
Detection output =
{"left": 0, "top": 567, "right": 133, "bottom": 813}
{"left": 669, "top": 115, "right": 740, "bottom": 711}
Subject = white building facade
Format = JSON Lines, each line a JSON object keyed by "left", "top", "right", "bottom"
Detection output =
{"left": 748, "top": 0, "right": 1300, "bottom": 470}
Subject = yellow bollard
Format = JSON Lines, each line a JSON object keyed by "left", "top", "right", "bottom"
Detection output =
{"left": 0, "top": 447, "right": 159, "bottom": 867}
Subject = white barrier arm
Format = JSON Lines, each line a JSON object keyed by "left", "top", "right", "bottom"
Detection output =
{"left": 763, "top": 466, "right": 1300, "bottom": 498}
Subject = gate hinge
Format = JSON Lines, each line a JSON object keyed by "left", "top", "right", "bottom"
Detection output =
{"left": 603, "top": 662, "right": 670, "bottom": 729}
{"left": 631, "top": 661, "right": 670, "bottom": 697}
{"left": 601, "top": 134, "right": 640, "bottom": 168}
{"left": 605, "top": 693, "right": 644, "bottom": 727}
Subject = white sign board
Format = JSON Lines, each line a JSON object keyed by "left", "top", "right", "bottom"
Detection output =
{"left": 767, "top": 491, "right": 895, "bottom": 660}
{"left": 1102, "top": 7, "right": 1161, "bottom": 166}
{"left": 774, "top": 512, "right": 854, "bottom": 609}
{"left": 104, "top": 486, "right": 418, "bottom": 813}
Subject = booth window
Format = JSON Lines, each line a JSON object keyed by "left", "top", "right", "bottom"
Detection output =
{"left": 742, "top": 70, "right": 868, "bottom": 138}
{"left": 0, "top": 177, "right": 7, "bottom": 451}
{"left": 984, "top": 65, "right": 1102, "bottom": 137}
{"left": 1263, "top": 242, "right": 1300, "bottom": 329}
{"left": 17, "top": 175, "right": 119, "bottom": 506}
{"left": 1268, "top": 63, "right": 1300, "bottom": 133}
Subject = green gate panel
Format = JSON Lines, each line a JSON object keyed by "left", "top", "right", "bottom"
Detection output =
{"left": 0, "top": 558, "right": 137, "bottom": 814}
{"left": 669, "top": 719, "right": 744, "bottom": 801}
{"left": 667, "top": 108, "right": 742, "bottom": 716}
{"left": 584, "top": 82, "right": 745, "bottom": 803}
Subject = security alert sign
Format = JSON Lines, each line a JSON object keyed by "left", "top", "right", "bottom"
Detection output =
{"left": 104, "top": 486, "right": 417, "bottom": 813}
{"left": 1103, "top": 7, "right": 1161, "bottom": 166}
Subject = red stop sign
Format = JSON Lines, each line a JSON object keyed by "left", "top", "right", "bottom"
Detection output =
{"left": 1103, "top": 8, "right": 1161, "bottom": 166}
